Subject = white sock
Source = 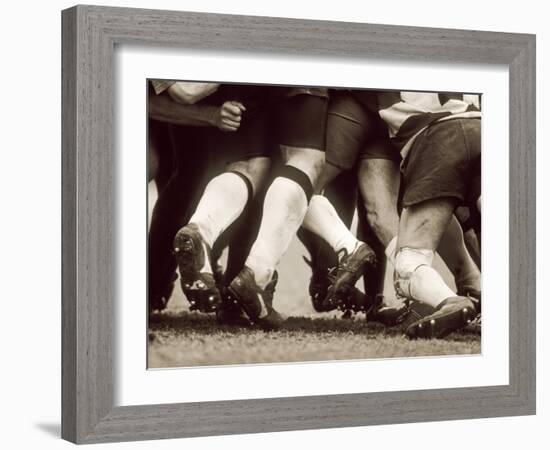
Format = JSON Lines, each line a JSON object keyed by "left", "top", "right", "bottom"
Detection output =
{"left": 410, "top": 266, "right": 457, "bottom": 308}
{"left": 395, "top": 248, "right": 455, "bottom": 309}
{"left": 385, "top": 236, "right": 397, "bottom": 266}
{"left": 302, "top": 195, "right": 358, "bottom": 257}
{"left": 190, "top": 172, "right": 249, "bottom": 247}
{"left": 190, "top": 172, "right": 249, "bottom": 273}
{"left": 246, "top": 177, "right": 308, "bottom": 288}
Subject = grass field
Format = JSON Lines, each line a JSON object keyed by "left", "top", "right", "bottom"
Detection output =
{"left": 148, "top": 184, "right": 481, "bottom": 369}
{"left": 148, "top": 310, "right": 480, "bottom": 368}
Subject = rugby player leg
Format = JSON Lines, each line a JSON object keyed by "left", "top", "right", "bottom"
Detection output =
{"left": 396, "top": 119, "right": 480, "bottom": 339}
{"left": 356, "top": 156, "right": 406, "bottom": 322}
{"left": 148, "top": 125, "right": 208, "bottom": 313}
{"left": 454, "top": 206, "right": 482, "bottom": 269}
{"left": 301, "top": 91, "right": 377, "bottom": 310}
{"left": 174, "top": 89, "right": 272, "bottom": 313}
{"left": 174, "top": 156, "right": 271, "bottom": 313}
{"left": 358, "top": 158, "right": 400, "bottom": 249}
{"left": 299, "top": 169, "right": 357, "bottom": 312}
{"left": 437, "top": 215, "right": 481, "bottom": 310}
{"left": 396, "top": 198, "right": 477, "bottom": 339}
{"left": 149, "top": 119, "right": 176, "bottom": 193}
{"left": 228, "top": 92, "right": 329, "bottom": 329}
{"left": 358, "top": 149, "right": 480, "bottom": 325}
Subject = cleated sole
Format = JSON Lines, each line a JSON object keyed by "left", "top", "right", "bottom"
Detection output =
{"left": 406, "top": 304, "right": 476, "bottom": 339}
{"left": 173, "top": 227, "right": 221, "bottom": 313}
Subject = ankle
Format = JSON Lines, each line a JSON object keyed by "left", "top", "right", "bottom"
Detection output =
{"left": 189, "top": 221, "right": 214, "bottom": 248}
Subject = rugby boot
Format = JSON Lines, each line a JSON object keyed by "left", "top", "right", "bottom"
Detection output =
{"left": 216, "top": 286, "right": 252, "bottom": 327}
{"left": 323, "top": 242, "right": 377, "bottom": 310}
{"left": 148, "top": 272, "right": 178, "bottom": 314}
{"left": 368, "top": 295, "right": 411, "bottom": 326}
{"left": 173, "top": 224, "right": 221, "bottom": 313}
{"left": 228, "top": 267, "right": 283, "bottom": 331}
{"left": 457, "top": 285, "right": 482, "bottom": 314}
{"left": 405, "top": 296, "right": 477, "bottom": 339}
{"left": 302, "top": 256, "right": 336, "bottom": 312}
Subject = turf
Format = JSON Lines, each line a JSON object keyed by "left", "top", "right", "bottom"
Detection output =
{"left": 148, "top": 310, "right": 480, "bottom": 368}
{"left": 147, "top": 184, "right": 480, "bottom": 369}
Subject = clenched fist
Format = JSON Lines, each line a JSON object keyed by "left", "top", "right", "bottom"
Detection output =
{"left": 215, "top": 101, "right": 246, "bottom": 132}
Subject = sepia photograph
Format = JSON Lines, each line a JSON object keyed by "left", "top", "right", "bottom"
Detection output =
{"left": 146, "top": 81, "right": 482, "bottom": 369}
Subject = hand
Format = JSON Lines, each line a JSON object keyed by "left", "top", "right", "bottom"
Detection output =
{"left": 215, "top": 101, "right": 246, "bottom": 132}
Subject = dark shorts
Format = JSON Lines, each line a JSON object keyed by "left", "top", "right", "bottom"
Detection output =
{"left": 401, "top": 117, "right": 481, "bottom": 208}
{"left": 205, "top": 85, "right": 277, "bottom": 164}
{"left": 274, "top": 88, "right": 328, "bottom": 150}
{"left": 326, "top": 91, "right": 399, "bottom": 170}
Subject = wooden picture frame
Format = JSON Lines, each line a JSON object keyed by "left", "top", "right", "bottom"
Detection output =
{"left": 61, "top": 4, "right": 536, "bottom": 443}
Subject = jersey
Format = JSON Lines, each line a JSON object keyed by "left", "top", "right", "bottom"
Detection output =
{"left": 377, "top": 91, "right": 481, "bottom": 159}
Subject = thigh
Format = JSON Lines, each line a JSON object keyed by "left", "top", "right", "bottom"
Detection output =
{"left": 325, "top": 92, "right": 368, "bottom": 170}
{"left": 206, "top": 85, "right": 277, "bottom": 165}
{"left": 277, "top": 93, "right": 328, "bottom": 151}
{"left": 207, "top": 108, "right": 273, "bottom": 165}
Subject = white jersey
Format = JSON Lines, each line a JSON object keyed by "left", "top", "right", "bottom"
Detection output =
{"left": 377, "top": 91, "right": 481, "bottom": 159}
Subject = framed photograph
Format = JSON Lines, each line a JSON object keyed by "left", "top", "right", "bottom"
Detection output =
{"left": 62, "top": 4, "right": 535, "bottom": 444}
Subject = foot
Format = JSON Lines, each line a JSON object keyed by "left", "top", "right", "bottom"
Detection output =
{"left": 323, "top": 242, "right": 377, "bottom": 310}
{"left": 457, "top": 285, "right": 481, "bottom": 313}
{"left": 463, "top": 313, "right": 482, "bottom": 334}
{"left": 216, "top": 287, "right": 252, "bottom": 327}
{"left": 368, "top": 295, "right": 411, "bottom": 326}
{"left": 148, "top": 272, "right": 178, "bottom": 313}
{"left": 173, "top": 224, "right": 221, "bottom": 313}
{"left": 405, "top": 296, "right": 477, "bottom": 339}
{"left": 302, "top": 256, "right": 334, "bottom": 312}
{"left": 228, "top": 267, "right": 283, "bottom": 331}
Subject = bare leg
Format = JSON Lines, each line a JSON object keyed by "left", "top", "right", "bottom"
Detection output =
{"left": 397, "top": 198, "right": 477, "bottom": 338}
{"left": 397, "top": 199, "right": 455, "bottom": 251}
{"left": 357, "top": 159, "right": 400, "bottom": 248}
{"left": 173, "top": 156, "right": 270, "bottom": 313}
{"left": 226, "top": 157, "right": 271, "bottom": 198}
{"left": 437, "top": 215, "right": 481, "bottom": 294}
{"left": 359, "top": 160, "right": 481, "bottom": 302}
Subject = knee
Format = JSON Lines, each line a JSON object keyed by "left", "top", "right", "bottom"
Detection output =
{"left": 393, "top": 247, "right": 435, "bottom": 298}
{"left": 227, "top": 158, "right": 271, "bottom": 196}
{"left": 283, "top": 148, "right": 326, "bottom": 188}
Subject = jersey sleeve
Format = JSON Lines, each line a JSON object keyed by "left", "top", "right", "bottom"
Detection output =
{"left": 149, "top": 79, "right": 176, "bottom": 95}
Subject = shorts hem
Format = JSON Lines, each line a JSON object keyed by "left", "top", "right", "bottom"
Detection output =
{"left": 224, "top": 153, "right": 271, "bottom": 165}
{"left": 279, "top": 143, "right": 326, "bottom": 152}
{"left": 325, "top": 157, "right": 353, "bottom": 171}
